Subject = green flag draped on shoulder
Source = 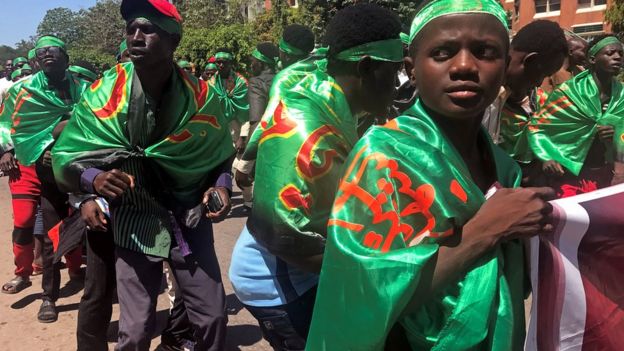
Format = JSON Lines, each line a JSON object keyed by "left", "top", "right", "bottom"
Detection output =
{"left": 529, "top": 70, "right": 624, "bottom": 175}
{"left": 52, "top": 62, "right": 234, "bottom": 206}
{"left": 245, "top": 58, "right": 358, "bottom": 256}
{"left": 307, "top": 100, "right": 526, "bottom": 350}
{"left": 0, "top": 71, "right": 88, "bottom": 165}
{"left": 211, "top": 72, "right": 249, "bottom": 123}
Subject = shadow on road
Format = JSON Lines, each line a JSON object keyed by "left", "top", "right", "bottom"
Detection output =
{"left": 225, "top": 324, "right": 264, "bottom": 351}
{"left": 10, "top": 292, "right": 41, "bottom": 309}
{"left": 106, "top": 309, "right": 170, "bottom": 342}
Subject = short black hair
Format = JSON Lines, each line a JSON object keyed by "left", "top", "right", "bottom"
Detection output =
{"left": 323, "top": 3, "right": 401, "bottom": 58}
{"left": 282, "top": 24, "right": 315, "bottom": 54}
{"left": 511, "top": 20, "right": 567, "bottom": 61}
{"left": 257, "top": 42, "right": 279, "bottom": 60}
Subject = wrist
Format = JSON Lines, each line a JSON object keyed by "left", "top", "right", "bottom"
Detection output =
{"left": 460, "top": 220, "right": 498, "bottom": 254}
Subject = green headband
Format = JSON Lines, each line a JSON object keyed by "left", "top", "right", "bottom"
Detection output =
{"left": 69, "top": 65, "right": 97, "bottom": 81}
{"left": 177, "top": 60, "right": 191, "bottom": 68}
{"left": 28, "top": 49, "right": 35, "bottom": 60}
{"left": 588, "top": 36, "right": 622, "bottom": 58}
{"left": 132, "top": 14, "right": 181, "bottom": 36}
{"left": 279, "top": 39, "right": 306, "bottom": 56}
{"left": 11, "top": 69, "right": 22, "bottom": 80}
{"left": 215, "top": 52, "right": 233, "bottom": 61}
{"left": 409, "top": 0, "right": 508, "bottom": 44}
{"left": 400, "top": 33, "right": 410, "bottom": 45}
{"left": 333, "top": 39, "right": 404, "bottom": 63}
{"left": 205, "top": 63, "right": 218, "bottom": 70}
{"left": 13, "top": 57, "right": 28, "bottom": 65}
{"left": 252, "top": 48, "right": 277, "bottom": 66}
{"left": 35, "top": 36, "right": 66, "bottom": 52}
{"left": 21, "top": 64, "right": 32, "bottom": 71}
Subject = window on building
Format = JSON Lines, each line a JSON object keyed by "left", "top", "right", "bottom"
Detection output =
{"left": 535, "top": 0, "right": 561, "bottom": 13}
{"left": 572, "top": 23, "right": 604, "bottom": 39}
{"left": 578, "top": 0, "right": 607, "bottom": 9}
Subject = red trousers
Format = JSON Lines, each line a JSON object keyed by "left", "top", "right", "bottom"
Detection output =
{"left": 9, "top": 163, "right": 40, "bottom": 277}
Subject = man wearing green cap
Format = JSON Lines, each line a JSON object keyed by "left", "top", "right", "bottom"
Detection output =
{"left": 232, "top": 42, "right": 279, "bottom": 211}
{"left": 68, "top": 61, "right": 98, "bottom": 83}
{"left": 229, "top": 4, "right": 403, "bottom": 348}
{"left": 1, "top": 34, "right": 89, "bottom": 323}
{"left": 307, "top": 1, "right": 554, "bottom": 349}
{"left": 12, "top": 56, "right": 28, "bottom": 70}
{"left": 177, "top": 59, "right": 192, "bottom": 74}
{"left": 212, "top": 48, "right": 249, "bottom": 127}
{"left": 201, "top": 62, "right": 217, "bottom": 81}
{"left": 52, "top": 0, "right": 233, "bottom": 349}
{"left": 278, "top": 24, "right": 315, "bottom": 69}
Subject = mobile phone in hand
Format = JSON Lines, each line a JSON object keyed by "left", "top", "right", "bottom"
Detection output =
{"left": 206, "top": 190, "right": 224, "bottom": 213}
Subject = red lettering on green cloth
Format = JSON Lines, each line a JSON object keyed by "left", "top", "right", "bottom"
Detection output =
{"left": 93, "top": 65, "right": 128, "bottom": 120}
{"left": 296, "top": 125, "right": 346, "bottom": 181}
{"left": 259, "top": 101, "right": 297, "bottom": 144}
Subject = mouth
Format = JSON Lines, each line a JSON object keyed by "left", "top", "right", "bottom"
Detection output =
{"left": 610, "top": 62, "right": 622, "bottom": 70}
{"left": 129, "top": 48, "right": 148, "bottom": 59}
{"left": 42, "top": 57, "right": 56, "bottom": 65}
{"left": 444, "top": 83, "right": 483, "bottom": 100}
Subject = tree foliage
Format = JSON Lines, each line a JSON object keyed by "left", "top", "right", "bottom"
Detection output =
{"left": 606, "top": 0, "right": 624, "bottom": 37}
{"left": 37, "top": 7, "right": 84, "bottom": 44}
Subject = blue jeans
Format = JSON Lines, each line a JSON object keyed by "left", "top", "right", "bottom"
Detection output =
{"left": 244, "top": 287, "right": 317, "bottom": 351}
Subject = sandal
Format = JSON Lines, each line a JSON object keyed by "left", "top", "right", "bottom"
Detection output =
{"left": 32, "top": 265, "right": 43, "bottom": 276}
{"left": 1, "top": 276, "right": 32, "bottom": 294}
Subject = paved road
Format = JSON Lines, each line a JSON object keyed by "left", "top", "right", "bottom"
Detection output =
{"left": 0, "top": 180, "right": 270, "bottom": 351}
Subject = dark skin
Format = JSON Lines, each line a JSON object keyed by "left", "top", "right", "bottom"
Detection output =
{"left": 279, "top": 48, "right": 402, "bottom": 274}
{"left": 201, "top": 68, "right": 217, "bottom": 81}
{"left": 215, "top": 58, "right": 232, "bottom": 78}
{"left": 279, "top": 51, "right": 306, "bottom": 69}
{"left": 506, "top": 49, "right": 566, "bottom": 103}
{"left": 91, "top": 18, "right": 231, "bottom": 222}
{"left": 544, "top": 43, "right": 623, "bottom": 177}
{"left": 404, "top": 13, "right": 554, "bottom": 311}
{"left": 3, "top": 59, "right": 12, "bottom": 78}
{"left": 568, "top": 38, "right": 588, "bottom": 68}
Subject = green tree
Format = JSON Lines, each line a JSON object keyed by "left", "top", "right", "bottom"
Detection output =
{"left": 36, "top": 7, "right": 84, "bottom": 44}
{"left": 75, "top": 0, "right": 125, "bottom": 56}
{"left": 606, "top": 0, "right": 624, "bottom": 37}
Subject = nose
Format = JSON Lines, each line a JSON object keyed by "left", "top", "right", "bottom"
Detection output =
{"left": 449, "top": 49, "right": 478, "bottom": 79}
{"left": 129, "top": 27, "right": 145, "bottom": 44}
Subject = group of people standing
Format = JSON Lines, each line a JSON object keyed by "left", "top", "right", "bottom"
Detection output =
{"left": 0, "top": 0, "right": 622, "bottom": 350}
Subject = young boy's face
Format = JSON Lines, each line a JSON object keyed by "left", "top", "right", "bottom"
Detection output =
{"left": 409, "top": 13, "right": 508, "bottom": 120}
{"left": 591, "top": 43, "right": 623, "bottom": 76}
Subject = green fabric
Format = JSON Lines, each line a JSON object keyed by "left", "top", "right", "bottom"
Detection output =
{"left": 252, "top": 48, "right": 277, "bottom": 66}
{"left": 68, "top": 65, "right": 97, "bottom": 81}
{"left": 10, "top": 69, "right": 22, "bottom": 81}
{"left": 498, "top": 90, "right": 545, "bottom": 163}
{"left": 529, "top": 69, "right": 624, "bottom": 175}
{"left": 214, "top": 52, "right": 233, "bottom": 61}
{"left": 211, "top": 71, "right": 249, "bottom": 123}
{"left": 400, "top": 32, "right": 410, "bottom": 45}
{"left": 279, "top": 38, "right": 306, "bottom": 56}
{"left": 53, "top": 62, "right": 234, "bottom": 205}
{"left": 244, "top": 58, "right": 358, "bottom": 256}
{"left": 21, "top": 64, "right": 32, "bottom": 72}
{"left": 588, "top": 36, "right": 622, "bottom": 58}
{"left": 28, "top": 49, "right": 35, "bottom": 60}
{"left": 177, "top": 60, "right": 191, "bottom": 68}
{"left": 409, "top": 0, "right": 509, "bottom": 44}
{"left": 205, "top": 63, "right": 217, "bottom": 70}
{"left": 13, "top": 57, "right": 27, "bottom": 65}
{"left": 35, "top": 36, "right": 66, "bottom": 52}
{"left": 131, "top": 14, "right": 181, "bottom": 35}
{"left": 307, "top": 99, "right": 525, "bottom": 350}
{"left": 0, "top": 70, "right": 88, "bottom": 165}
{"left": 119, "top": 39, "right": 128, "bottom": 55}
{"left": 333, "top": 39, "right": 404, "bottom": 63}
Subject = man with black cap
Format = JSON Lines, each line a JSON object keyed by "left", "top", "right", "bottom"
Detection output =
{"left": 52, "top": 0, "right": 234, "bottom": 349}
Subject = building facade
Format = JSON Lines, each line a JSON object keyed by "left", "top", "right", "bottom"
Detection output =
{"left": 500, "top": 0, "right": 612, "bottom": 37}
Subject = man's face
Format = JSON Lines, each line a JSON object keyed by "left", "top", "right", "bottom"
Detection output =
{"left": 569, "top": 39, "right": 588, "bottom": 67}
{"left": 4, "top": 60, "right": 12, "bottom": 73}
{"left": 410, "top": 14, "right": 508, "bottom": 120}
{"left": 35, "top": 46, "right": 69, "bottom": 76}
{"left": 126, "top": 18, "right": 176, "bottom": 68}
{"left": 216, "top": 58, "right": 231, "bottom": 76}
{"left": 359, "top": 60, "right": 402, "bottom": 116}
{"left": 250, "top": 57, "right": 264, "bottom": 77}
{"left": 592, "top": 43, "right": 624, "bottom": 76}
{"left": 203, "top": 68, "right": 217, "bottom": 80}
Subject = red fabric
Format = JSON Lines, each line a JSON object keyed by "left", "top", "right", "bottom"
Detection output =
{"left": 11, "top": 198, "right": 38, "bottom": 228}
{"left": 147, "top": 0, "right": 182, "bottom": 21}
{"left": 208, "top": 56, "right": 216, "bottom": 63}
{"left": 8, "top": 163, "right": 41, "bottom": 196}
{"left": 13, "top": 243, "right": 34, "bottom": 277}
{"left": 49, "top": 222, "right": 61, "bottom": 252}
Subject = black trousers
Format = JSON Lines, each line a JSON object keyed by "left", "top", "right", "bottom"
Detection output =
{"left": 76, "top": 228, "right": 116, "bottom": 351}
{"left": 35, "top": 161, "right": 68, "bottom": 302}
{"left": 115, "top": 218, "right": 226, "bottom": 351}
{"left": 244, "top": 287, "right": 317, "bottom": 351}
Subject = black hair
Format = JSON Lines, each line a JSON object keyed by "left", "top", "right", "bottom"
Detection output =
{"left": 323, "top": 3, "right": 401, "bottom": 58}
{"left": 257, "top": 42, "right": 279, "bottom": 60}
{"left": 72, "top": 60, "right": 97, "bottom": 74}
{"left": 587, "top": 33, "right": 617, "bottom": 55}
{"left": 511, "top": 20, "right": 567, "bottom": 61}
{"left": 282, "top": 24, "right": 315, "bottom": 54}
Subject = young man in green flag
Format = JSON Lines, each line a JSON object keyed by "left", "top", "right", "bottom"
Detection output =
{"left": 229, "top": 4, "right": 403, "bottom": 349}
{"left": 212, "top": 48, "right": 249, "bottom": 123}
{"left": 307, "top": 1, "right": 555, "bottom": 349}
{"left": 1, "top": 35, "right": 88, "bottom": 322}
{"left": 52, "top": 0, "right": 234, "bottom": 349}
{"left": 530, "top": 34, "right": 623, "bottom": 197}
{"left": 232, "top": 42, "right": 279, "bottom": 211}
{"left": 202, "top": 62, "right": 217, "bottom": 81}
{"left": 278, "top": 24, "right": 315, "bottom": 69}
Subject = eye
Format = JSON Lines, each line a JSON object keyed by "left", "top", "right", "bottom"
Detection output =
{"left": 474, "top": 45, "right": 501, "bottom": 60}
{"left": 430, "top": 47, "right": 453, "bottom": 61}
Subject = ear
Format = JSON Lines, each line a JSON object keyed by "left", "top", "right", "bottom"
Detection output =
{"left": 356, "top": 55, "right": 375, "bottom": 79}
{"left": 404, "top": 56, "right": 417, "bottom": 87}
{"left": 522, "top": 52, "right": 540, "bottom": 68}
{"left": 588, "top": 55, "right": 596, "bottom": 66}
